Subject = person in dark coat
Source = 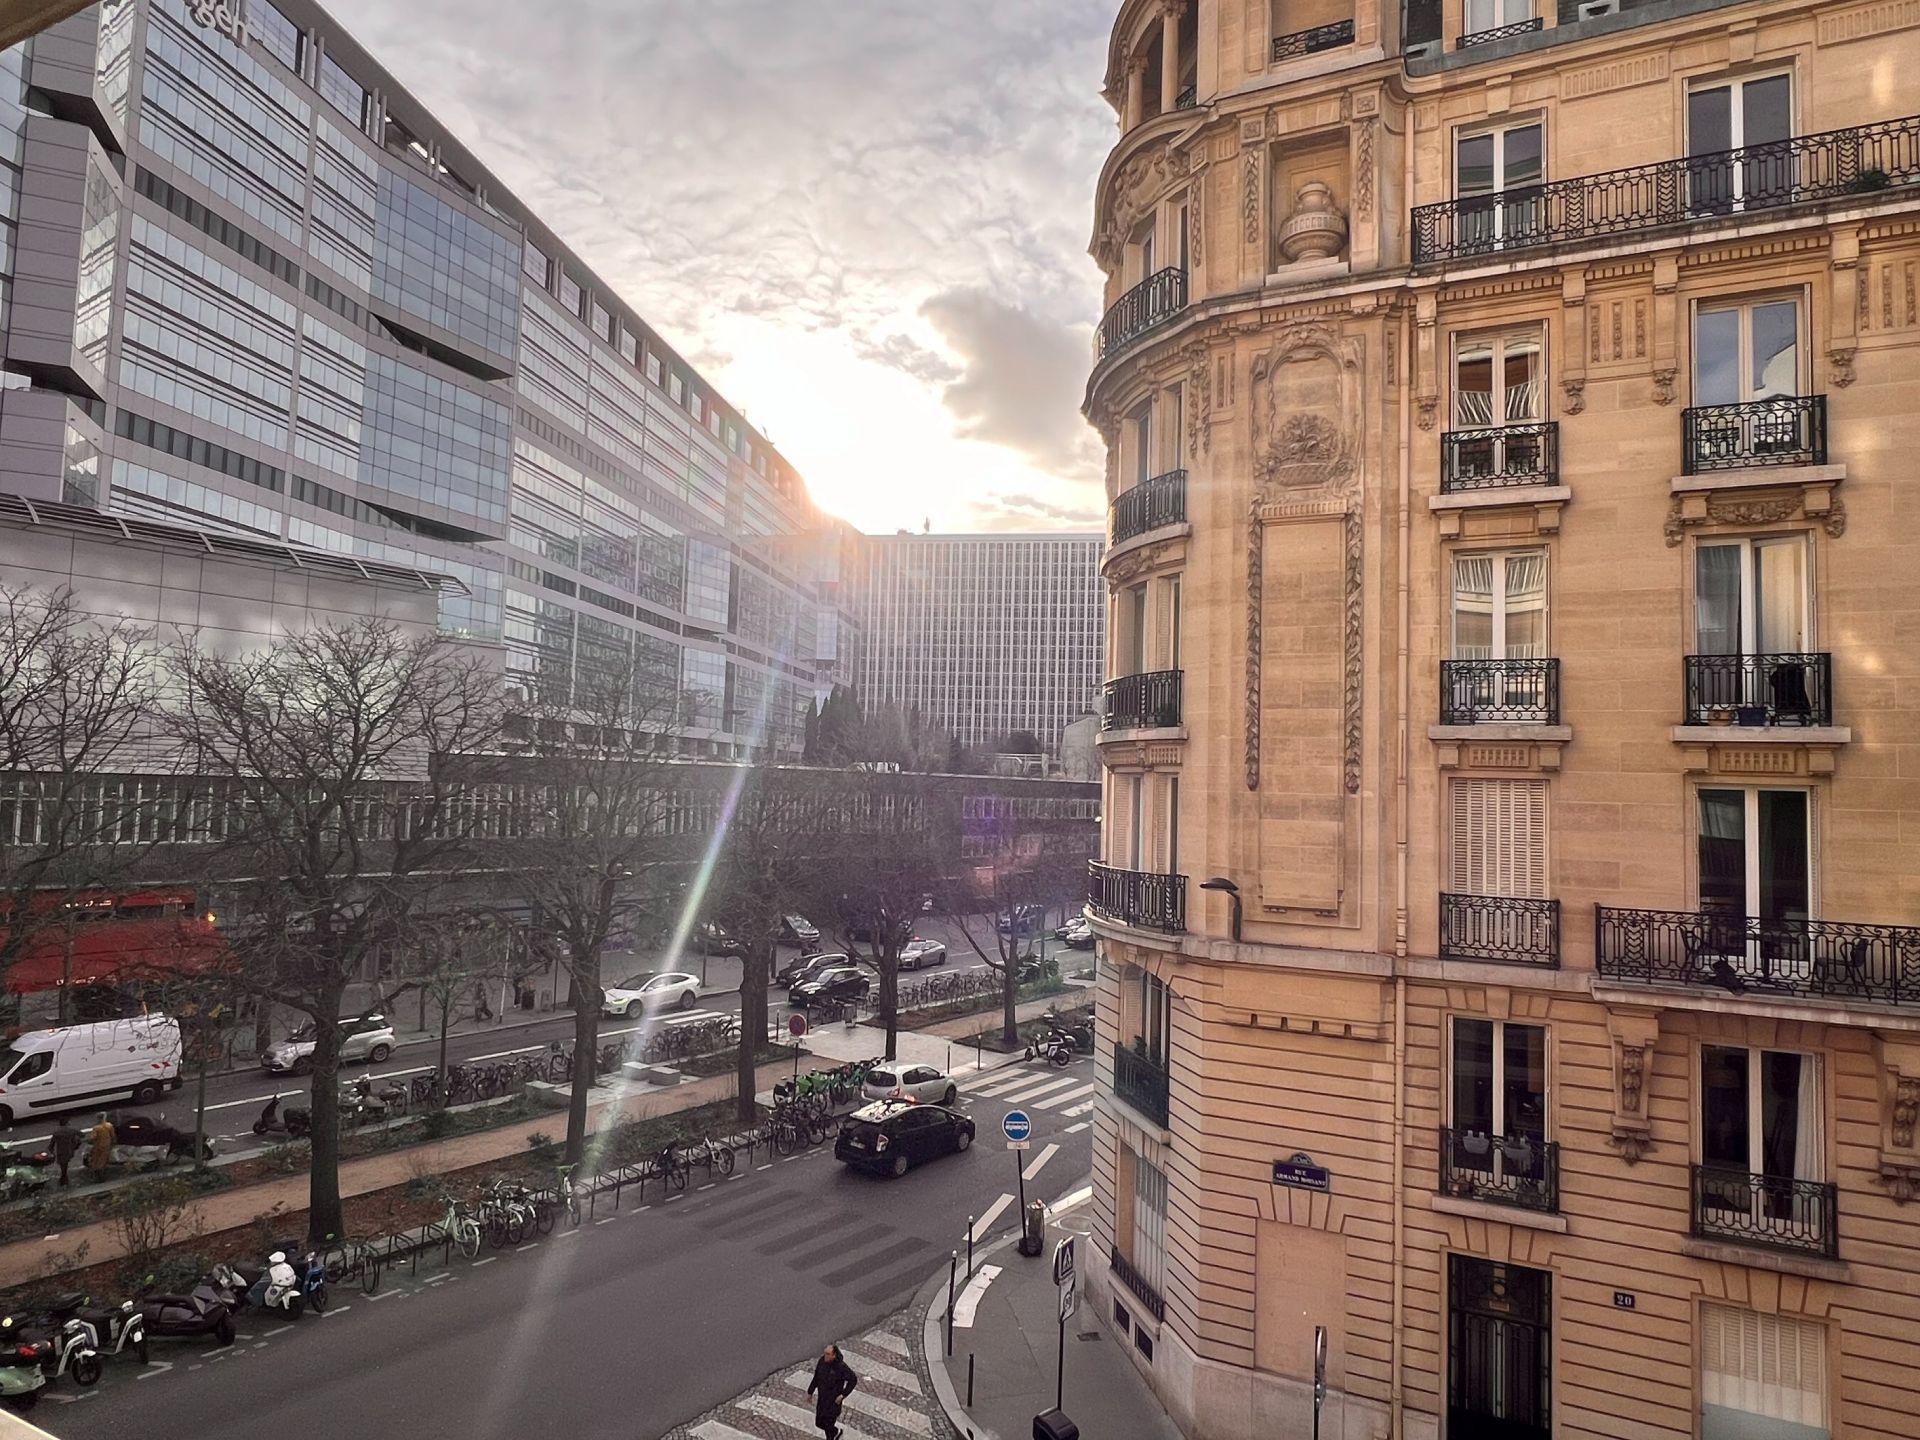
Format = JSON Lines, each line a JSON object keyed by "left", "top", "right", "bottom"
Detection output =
{"left": 807, "top": 1343, "right": 858, "bottom": 1439}
{"left": 49, "top": 1119, "right": 81, "bottom": 1188}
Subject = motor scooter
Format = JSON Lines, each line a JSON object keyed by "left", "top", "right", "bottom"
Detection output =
{"left": 35, "top": 1315, "right": 101, "bottom": 1388}
{"left": 48, "top": 1294, "right": 146, "bottom": 1365}
{"left": 252, "top": 1094, "right": 311, "bottom": 1139}
{"left": 343, "top": 1073, "right": 406, "bottom": 1124}
{"left": 0, "top": 1321, "right": 49, "bottom": 1413}
{"left": 137, "top": 1282, "right": 235, "bottom": 1348}
{"left": 223, "top": 1250, "right": 307, "bottom": 1320}
{"left": 1023, "top": 1028, "right": 1075, "bottom": 1067}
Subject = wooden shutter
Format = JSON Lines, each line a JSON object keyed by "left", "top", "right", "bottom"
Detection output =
{"left": 1448, "top": 778, "right": 1548, "bottom": 899}
{"left": 1701, "top": 1305, "right": 1827, "bottom": 1432}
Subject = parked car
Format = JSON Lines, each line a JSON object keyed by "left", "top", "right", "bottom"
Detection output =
{"left": 775, "top": 952, "right": 853, "bottom": 989}
{"left": 789, "top": 966, "right": 871, "bottom": 1011}
{"left": 1057, "top": 917, "right": 1095, "bottom": 951}
{"left": 263, "top": 1015, "right": 393, "bottom": 1076}
{"left": 995, "top": 905, "right": 1044, "bottom": 937}
{"left": 779, "top": 915, "right": 819, "bottom": 944}
{"left": 600, "top": 970, "right": 701, "bottom": 1018}
{"left": 861, "top": 1063, "right": 957, "bottom": 1107}
{"left": 898, "top": 937, "right": 947, "bottom": 971}
{"left": 690, "top": 922, "right": 743, "bottom": 957}
{"left": 835, "top": 1101, "right": 975, "bottom": 1178}
{"left": 1014, "top": 955, "right": 1059, "bottom": 986}
{"left": 0, "top": 1016, "right": 181, "bottom": 1123}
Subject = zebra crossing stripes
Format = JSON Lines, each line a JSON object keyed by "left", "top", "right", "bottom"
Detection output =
{"left": 1031, "top": 1082, "right": 1098, "bottom": 1110}
{"left": 971, "top": 1073, "right": 1083, "bottom": 1105}
{"left": 1063, "top": 1100, "right": 1095, "bottom": 1116}
{"left": 658, "top": 1007, "right": 734, "bottom": 1028}
{"left": 967, "top": 1067, "right": 1054, "bottom": 1096}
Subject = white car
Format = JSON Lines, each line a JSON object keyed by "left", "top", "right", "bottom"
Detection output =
{"left": 263, "top": 1015, "right": 394, "bottom": 1075}
{"left": 862, "top": 1063, "right": 958, "bottom": 1107}
{"left": 601, "top": 970, "right": 701, "bottom": 1018}
{"left": 898, "top": 937, "right": 948, "bottom": 970}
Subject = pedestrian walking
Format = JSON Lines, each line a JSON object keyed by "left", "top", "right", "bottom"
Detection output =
{"left": 473, "top": 981, "right": 494, "bottom": 1023}
{"left": 807, "top": 1343, "right": 858, "bottom": 1440}
{"left": 49, "top": 1119, "right": 81, "bottom": 1188}
{"left": 84, "top": 1112, "right": 114, "bottom": 1180}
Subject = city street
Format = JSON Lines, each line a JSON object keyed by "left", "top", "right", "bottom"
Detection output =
{"left": 33, "top": 1055, "right": 1099, "bottom": 1440}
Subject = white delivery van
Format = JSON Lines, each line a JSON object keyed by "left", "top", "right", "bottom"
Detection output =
{"left": 0, "top": 1016, "right": 182, "bottom": 1126}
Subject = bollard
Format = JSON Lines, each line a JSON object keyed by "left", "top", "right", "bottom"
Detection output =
{"left": 947, "top": 1250, "right": 958, "bottom": 1357}
{"left": 967, "top": 1217, "right": 975, "bottom": 1279}
{"left": 967, "top": 1353, "right": 975, "bottom": 1407}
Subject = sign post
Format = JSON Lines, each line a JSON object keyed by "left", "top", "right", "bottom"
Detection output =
{"left": 787, "top": 1011, "right": 808, "bottom": 1091}
{"left": 1052, "top": 1236, "right": 1077, "bottom": 1412}
{"left": 1004, "top": 1108, "right": 1032, "bottom": 1226}
{"left": 1313, "top": 1324, "right": 1327, "bottom": 1440}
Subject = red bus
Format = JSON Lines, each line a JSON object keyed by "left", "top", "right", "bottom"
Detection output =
{"left": 0, "top": 887, "right": 230, "bottom": 996}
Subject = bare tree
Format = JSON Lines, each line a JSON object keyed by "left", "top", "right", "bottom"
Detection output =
{"left": 405, "top": 913, "right": 511, "bottom": 1108}
{"left": 0, "top": 585, "right": 164, "bottom": 1018}
{"left": 946, "top": 843, "right": 1083, "bottom": 1049}
{"left": 504, "top": 668, "right": 678, "bottom": 1167}
{"left": 166, "top": 618, "right": 503, "bottom": 1241}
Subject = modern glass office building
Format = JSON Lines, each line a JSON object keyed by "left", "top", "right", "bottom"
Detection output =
{"left": 0, "top": 0, "right": 850, "bottom": 758}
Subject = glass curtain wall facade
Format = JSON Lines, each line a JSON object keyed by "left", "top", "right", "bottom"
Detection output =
{"left": 0, "top": 0, "right": 843, "bottom": 760}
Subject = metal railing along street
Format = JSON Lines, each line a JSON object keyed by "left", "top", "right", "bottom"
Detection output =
{"left": 1595, "top": 905, "right": 1920, "bottom": 1008}
{"left": 1440, "top": 421, "right": 1558, "bottom": 491}
{"left": 1682, "top": 394, "right": 1827, "bottom": 473}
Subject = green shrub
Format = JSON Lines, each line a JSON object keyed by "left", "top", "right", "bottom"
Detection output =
{"left": 524, "top": 1132, "right": 555, "bottom": 1153}
{"left": 420, "top": 1109, "right": 458, "bottom": 1140}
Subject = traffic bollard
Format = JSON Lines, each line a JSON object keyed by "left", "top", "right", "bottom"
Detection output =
{"left": 967, "top": 1353, "right": 975, "bottom": 1407}
{"left": 967, "top": 1216, "right": 975, "bottom": 1279}
{"left": 947, "top": 1250, "right": 958, "bottom": 1357}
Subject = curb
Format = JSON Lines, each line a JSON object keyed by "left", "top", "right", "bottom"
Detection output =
{"left": 916, "top": 1229, "right": 1025, "bottom": 1440}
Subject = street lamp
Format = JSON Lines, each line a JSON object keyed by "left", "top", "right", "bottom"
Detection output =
{"left": 1200, "top": 877, "right": 1241, "bottom": 942}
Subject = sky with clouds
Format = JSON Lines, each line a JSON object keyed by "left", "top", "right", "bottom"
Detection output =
{"left": 326, "top": 0, "right": 1120, "bottom": 535}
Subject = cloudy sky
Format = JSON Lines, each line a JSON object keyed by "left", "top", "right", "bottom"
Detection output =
{"left": 327, "top": 0, "right": 1119, "bottom": 535}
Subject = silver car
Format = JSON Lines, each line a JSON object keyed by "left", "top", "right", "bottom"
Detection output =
{"left": 262, "top": 1015, "right": 395, "bottom": 1075}
{"left": 862, "top": 1063, "right": 958, "bottom": 1106}
{"left": 899, "top": 937, "right": 947, "bottom": 970}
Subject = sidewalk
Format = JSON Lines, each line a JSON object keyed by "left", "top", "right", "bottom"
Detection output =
{"left": 924, "top": 1190, "right": 1183, "bottom": 1440}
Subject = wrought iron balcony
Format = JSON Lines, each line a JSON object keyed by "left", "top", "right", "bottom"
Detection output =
{"left": 1682, "top": 395, "right": 1827, "bottom": 473}
{"left": 1691, "top": 1165, "right": 1837, "bottom": 1259}
{"left": 1439, "top": 658, "right": 1560, "bottom": 724}
{"left": 1109, "top": 1244, "right": 1166, "bottom": 1320}
{"left": 1104, "top": 670, "right": 1183, "bottom": 733}
{"left": 1458, "top": 15, "right": 1542, "bottom": 47}
{"left": 1412, "top": 113, "right": 1920, "bottom": 264}
{"left": 1175, "top": 83, "right": 1196, "bottom": 110}
{"left": 1113, "top": 1041, "right": 1171, "bottom": 1129}
{"left": 1440, "top": 893, "right": 1560, "bottom": 967}
{"left": 1111, "top": 469, "right": 1187, "bottom": 545}
{"left": 1439, "top": 1126, "right": 1560, "bottom": 1213}
{"left": 1595, "top": 905, "right": 1920, "bottom": 1008}
{"left": 1683, "top": 653, "right": 1832, "bottom": 727}
{"left": 1096, "top": 267, "right": 1188, "bottom": 361}
{"left": 1089, "top": 862, "right": 1187, "bottom": 935}
{"left": 1272, "top": 19, "right": 1355, "bottom": 62}
{"left": 1440, "top": 422, "right": 1558, "bottom": 492}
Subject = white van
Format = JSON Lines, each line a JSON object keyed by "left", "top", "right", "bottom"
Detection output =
{"left": 0, "top": 1017, "right": 182, "bottom": 1126}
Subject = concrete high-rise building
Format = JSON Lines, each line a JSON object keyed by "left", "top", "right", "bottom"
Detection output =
{"left": 1084, "top": 2, "right": 1920, "bottom": 1439}
{"left": 0, "top": 0, "right": 846, "bottom": 760}
{"left": 850, "top": 532, "right": 1106, "bottom": 757}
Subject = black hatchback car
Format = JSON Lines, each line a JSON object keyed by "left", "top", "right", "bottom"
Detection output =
{"left": 789, "top": 965, "right": 871, "bottom": 1009}
{"left": 835, "top": 1101, "right": 976, "bottom": 1178}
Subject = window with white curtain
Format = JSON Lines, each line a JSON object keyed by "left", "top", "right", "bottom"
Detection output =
{"left": 1452, "top": 551, "right": 1548, "bottom": 660}
{"left": 1700, "top": 1045, "right": 1823, "bottom": 1244}
{"left": 1694, "top": 537, "right": 1808, "bottom": 656}
{"left": 1701, "top": 1306, "right": 1828, "bottom": 1440}
{"left": 1449, "top": 778, "right": 1548, "bottom": 899}
{"left": 1454, "top": 329, "right": 1543, "bottom": 429}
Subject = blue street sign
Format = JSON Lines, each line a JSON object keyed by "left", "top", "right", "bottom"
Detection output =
{"left": 1003, "top": 1109, "right": 1033, "bottom": 1144}
{"left": 1273, "top": 1153, "right": 1333, "bottom": 1193}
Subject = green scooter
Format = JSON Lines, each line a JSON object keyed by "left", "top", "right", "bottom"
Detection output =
{"left": 0, "top": 1317, "right": 50, "bottom": 1413}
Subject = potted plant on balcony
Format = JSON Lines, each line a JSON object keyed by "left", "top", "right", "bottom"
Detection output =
{"left": 1459, "top": 1131, "right": 1492, "bottom": 1159}
{"left": 1707, "top": 705, "right": 1734, "bottom": 726}
{"left": 1498, "top": 1134, "right": 1536, "bottom": 1173}
{"left": 1847, "top": 167, "right": 1891, "bottom": 194}
{"left": 1735, "top": 703, "right": 1768, "bottom": 727}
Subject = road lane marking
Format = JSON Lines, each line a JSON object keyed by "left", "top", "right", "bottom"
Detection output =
{"left": 692, "top": 1423, "right": 761, "bottom": 1440}
{"left": 780, "top": 1371, "right": 931, "bottom": 1433}
{"left": 952, "top": 1265, "right": 1000, "bottom": 1327}
{"left": 1066, "top": 1122, "right": 1089, "bottom": 1134}
{"left": 471, "top": 1257, "right": 497, "bottom": 1267}
{"left": 1032, "top": 1082, "right": 1098, "bottom": 1110}
{"left": 738, "top": 1394, "right": 889, "bottom": 1440}
{"left": 1022, "top": 1143, "right": 1060, "bottom": 1181}
{"left": 263, "top": 1325, "right": 292, "bottom": 1338}
{"left": 983, "top": 1074, "right": 1083, "bottom": 1105}
{"left": 1062, "top": 1101, "right": 1095, "bottom": 1117}
{"left": 134, "top": 1362, "right": 174, "bottom": 1380}
{"left": 515, "top": 1242, "right": 541, "bottom": 1252}
{"left": 969, "top": 1192, "right": 1015, "bottom": 1243}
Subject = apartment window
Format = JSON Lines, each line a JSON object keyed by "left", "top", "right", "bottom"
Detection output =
{"left": 1452, "top": 552, "right": 1547, "bottom": 660}
{"left": 1454, "top": 328, "right": 1543, "bottom": 430}
{"left": 590, "top": 299, "right": 613, "bottom": 343}
{"left": 1124, "top": 583, "right": 1148, "bottom": 674}
{"left": 1132, "top": 1158, "right": 1169, "bottom": 1297}
{"left": 1694, "top": 537, "right": 1807, "bottom": 656}
{"left": 1448, "top": 778, "right": 1547, "bottom": 900}
{"left": 618, "top": 329, "right": 638, "bottom": 365}
{"left": 1456, "top": 121, "right": 1543, "bottom": 250}
{"left": 1698, "top": 788, "right": 1809, "bottom": 924}
{"left": 646, "top": 351, "right": 662, "bottom": 386}
{"left": 1688, "top": 74, "right": 1792, "bottom": 213}
{"left": 1694, "top": 296, "right": 1800, "bottom": 411}
{"left": 669, "top": 373, "right": 685, "bottom": 404}
{"left": 1126, "top": 774, "right": 1146, "bottom": 868}
{"left": 1164, "top": 775, "right": 1180, "bottom": 874}
{"left": 1700, "top": 1045, "right": 1822, "bottom": 1233}
{"left": 1451, "top": 1018, "right": 1547, "bottom": 1147}
{"left": 1465, "top": 0, "right": 1532, "bottom": 32}
{"left": 1131, "top": 403, "right": 1153, "bottom": 485}
{"left": 1133, "top": 217, "right": 1156, "bottom": 286}
{"left": 522, "top": 239, "right": 550, "bottom": 289}
{"left": 1701, "top": 1307, "right": 1828, "bottom": 1440}
{"left": 557, "top": 270, "right": 583, "bottom": 318}
{"left": 1138, "top": 970, "right": 1170, "bottom": 1062}
{"left": 1168, "top": 575, "right": 1182, "bottom": 671}
{"left": 1166, "top": 384, "right": 1184, "bottom": 470}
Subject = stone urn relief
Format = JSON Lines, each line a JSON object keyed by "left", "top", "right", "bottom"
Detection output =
{"left": 1277, "top": 180, "right": 1348, "bottom": 264}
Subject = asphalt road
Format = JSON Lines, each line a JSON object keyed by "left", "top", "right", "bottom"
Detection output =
{"left": 2, "top": 914, "right": 1077, "bottom": 1166}
{"left": 34, "top": 1053, "right": 1098, "bottom": 1440}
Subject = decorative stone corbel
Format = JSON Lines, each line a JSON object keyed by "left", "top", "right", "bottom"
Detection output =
{"left": 1607, "top": 1006, "right": 1660, "bottom": 1164}
{"left": 1560, "top": 268, "right": 1587, "bottom": 416}
{"left": 1829, "top": 226, "right": 1860, "bottom": 389}
{"left": 1414, "top": 291, "right": 1439, "bottom": 430}
{"left": 1828, "top": 350, "right": 1856, "bottom": 388}
{"left": 1651, "top": 255, "right": 1679, "bottom": 407}
{"left": 1875, "top": 1035, "right": 1920, "bottom": 1204}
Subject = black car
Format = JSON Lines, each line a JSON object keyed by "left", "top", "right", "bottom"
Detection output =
{"left": 775, "top": 952, "right": 852, "bottom": 988}
{"left": 835, "top": 1101, "right": 975, "bottom": 1177}
{"left": 691, "top": 922, "right": 743, "bottom": 957}
{"left": 789, "top": 965, "right": 871, "bottom": 1010}
{"left": 995, "top": 905, "right": 1043, "bottom": 937}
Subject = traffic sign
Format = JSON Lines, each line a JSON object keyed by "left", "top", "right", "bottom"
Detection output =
{"left": 1053, "top": 1236, "right": 1076, "bottom": 1286}
{"left": 1003, "top": 1109, "right": 1033, "bottom": 1150}
{"left": 788, "top": 1012, "right": 809, "bottom": 1038}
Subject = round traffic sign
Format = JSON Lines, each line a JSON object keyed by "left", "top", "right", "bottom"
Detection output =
{"left": 1002, "top": 1109, "right": 1032, "bottom": 1143}
{"left": 788, "top": 1012, "right": 809, "bottom": 1038}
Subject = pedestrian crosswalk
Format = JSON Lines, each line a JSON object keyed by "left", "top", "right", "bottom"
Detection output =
{"left": 964, "top": 1065, "right": 1101, "bottom": 1112}
{"left": 676, "top": 1314, "right": 941, "bottom": 1440}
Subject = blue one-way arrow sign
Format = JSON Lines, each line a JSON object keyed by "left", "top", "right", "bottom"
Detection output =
{"left": 1003, "top": 1109, "right": 1033, "bottom": 1150}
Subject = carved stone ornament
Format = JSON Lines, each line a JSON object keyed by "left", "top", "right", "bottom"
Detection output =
{"left": 1189, "top": 161, "right": 1208, "bottom": 272}
{"left": 1180, "top": 342, "right": 1214, "bottom": 456}
{"left": 1896, "top": 1074, "right": 1920, "bottom": 1149}
{"left": 1416, "top": 398, "right": 1438, "bottom": 432}
{"left": 1242, "top": 147, "right": 1261, "bottom": 246}
{"left": 1097, "top": 147, "right": 1173, "bottom": 267}
{"left": 1651, "top": 368, "right": 1677, "bottom": 406}
{"left": 1560, "top": 377, "right": 1586, "bottom": 416}
{"left": 1611, "top": 1127, "right": 1655, "bottom": 1165}
{"left": 1664, "top": 493, "right": 1848, "bottom": 547}
{"left": 1829, "top": 348, "right": 1857, "bottom": 388}
{"left": 1620, "top": 1045, "right": 1647, "bottom": 1115}
{"left": 1606, "top": 1007, "right": 1659, "bottom": 1165}
{"left": 1881, "top": 1164, "right": 1920, "bottom": 1205}
{"left": 1353, "top": 117, "right": 1376, "bottom": 222}
{"left": 1106, "top": 538, "right": 1180, "bottom": 588}
{"left": 1277, "top": 181, "right": 1348, "bottom": 264}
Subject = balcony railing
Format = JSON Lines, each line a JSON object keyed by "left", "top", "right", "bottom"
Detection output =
{"left": 1439, "top": 658, "right": 1560, "bottom": 724}
{"left": 1089, "top": 862, "right": 1187, "bottom": 935}
{"left": 1272, "top": 19, "right": 1355, "bottom": 62}
{"left": 1109, "top": 1244, "right": 1166, "bottom": 1320}
{"left": 1440, "top": 893, "right": 1560, "bottom": 967}
{"left": 1439, "top": 1126, "right": 1560, "bottom": 1213}
{"left": 1458, "top": 15, "right": 1543, "bottom": 47}
{"left": 1691, "top": 1165, "right": 1838, "bottom": 1259}
{"left": 1595, "top": 905, "right": 1920, "bottom": 1008}
{"left": 1096, "top": 267, "right": 1187, "bottom": 361}
{"left": 1682, "top": 395, "right": 1827, "bottom": 473}
{"left": 1113, "top": 1041, "right": 1171, "bottom": 1129}
{"left": 1175, "top": 83, "right": 1196, "bottom": 110}
{"left": 1440, "top": 422, "right": 1559, "bottom": 492}
{"left": 1104, "top": 670, "right": 1183, "bottom": 732}
{"left": 1683, "top": 653, "right": 1832, "bottom": 727}
{"left": 1111, "top": 469, "right": 1187, "bottom": 545}
{"left": 1412, "top": 113, "right": 1920, "bottom": 264}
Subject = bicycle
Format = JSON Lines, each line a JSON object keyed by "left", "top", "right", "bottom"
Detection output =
{"left": 690, "top": 1135, "right": 735, "bottom": 1178}
{"left": 433, "top": 1197, "right": 482, "bottom": 1260}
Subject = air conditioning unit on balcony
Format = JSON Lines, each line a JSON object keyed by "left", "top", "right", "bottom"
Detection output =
{"left": 1404, "top": 38, "right": 1442, "bottom": 59}
{"left": 1577, "top": 0, "right": 1620, "bottom": 18}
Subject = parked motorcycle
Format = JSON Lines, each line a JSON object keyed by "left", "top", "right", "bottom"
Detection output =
{"left": 0, "top": 1321, "right": 49, "bottom": 1412}
{"left": 252, "top": 1094, "right": 311, "bottom": 1139}
{"left": 342, "top": 1073, "right": 406, "bottom": 1125}
{"left": 223, "top": 1249, "right": 319, "bottom": 1319}
{"left": 110, "top": 1113, "right": 214, "bottom": 1165}
{"left": 48, "top": 1294, "right": 146, "bottom": 1365}
{"left": 137, "top": 1282, "right": 235, "bottom": 1348}
{"left": 35, "top": 1315, "right": 101, "bottom": 1388}
{"left": 1024, "top": 1029, "right": 1076, "bottom": 1067}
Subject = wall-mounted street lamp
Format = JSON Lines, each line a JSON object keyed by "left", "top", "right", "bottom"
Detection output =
{"left": 1199, "top": 877, "right": 1241, "bottom": 942}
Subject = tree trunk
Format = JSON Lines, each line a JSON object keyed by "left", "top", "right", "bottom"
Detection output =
{"left": 191, "top": 1029, "right": 210, "bottom": 1174}
{"left": 878, "top": 950, "right": 899, "bottom": 1062}
{"left": 734, "top": 940, "right": 769, "bottom": 1124}
{"left": 999, "top": 926, "right": 1019, "bottom": 1051}
{"left": 254, "top": 1001, "right": 272, "bottom": 1060}
{"left": 564, "top": 946, "right": 599, "bottom": 1167}
{"left": 435, "top": 995, "right": 453, "bottom": 1109}
{"left": 306, "top": 995, "right": 345, "bottom": 1243}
